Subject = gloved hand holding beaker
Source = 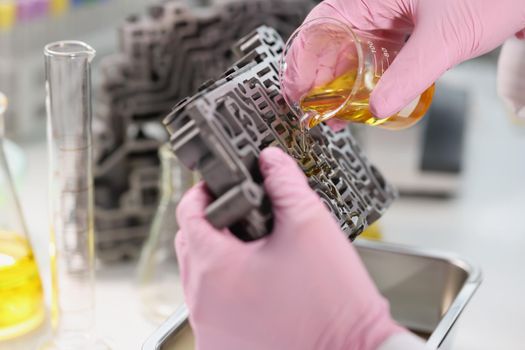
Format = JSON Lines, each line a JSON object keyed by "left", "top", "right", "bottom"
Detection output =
{"left": 280, "top": 0, "right": 525, "bottom": 130}
{"left": 174, "top": 147, "right": 427, "bottom": 350}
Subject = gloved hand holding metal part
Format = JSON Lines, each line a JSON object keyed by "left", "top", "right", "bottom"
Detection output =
{"left": 175, "top": 147, "right": 426, "bottom": 350}
{"left": 174, "top": 1, "right": 525, "bottom": 349}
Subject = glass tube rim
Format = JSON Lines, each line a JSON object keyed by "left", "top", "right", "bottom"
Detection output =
{"left": 44, "top": 40, "right": 96, "bottom": 59}
{"left": 279, "top": 16, "right": 365, "bottom": 125}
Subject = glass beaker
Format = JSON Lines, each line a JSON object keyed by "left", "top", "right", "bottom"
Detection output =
{"left": 137, "top": 144, "right": 194, "bottom": 324}
{"left": 0, "top": 92, "right": 45, "bottom": 340}
{"left": 42, "top": 41, "right": 109, "bottom": 350}
{"left": 280, "top": 17, "right": 435, "bottom": 130}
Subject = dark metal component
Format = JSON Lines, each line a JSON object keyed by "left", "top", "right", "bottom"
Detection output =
{"left": 94, "top": 0, "right": 314, "bottom": 260}
{"left": 163, "top": 26, "right": 397, "bottom": 241}
{"left": 205, "top": 180, "right": 268, "bottom": 241}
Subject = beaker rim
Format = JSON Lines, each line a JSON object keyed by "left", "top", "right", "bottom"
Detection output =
{"left": 44, "top": 41, "right": 96, "bottom": 59}
{"left": 279, "top": 16, "right": 365, "bottom": 125}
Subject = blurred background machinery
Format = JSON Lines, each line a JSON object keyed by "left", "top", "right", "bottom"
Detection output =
{"left": 92, "top": 0, "right": 317, "bottom": 261}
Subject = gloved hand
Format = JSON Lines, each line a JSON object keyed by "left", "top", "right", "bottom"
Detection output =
{"left": 498, "top": 36, "right": 525, "bottom": 122}
{"left": 287, "top": 0, "right": 525, "bottom": 121}
{"left": 175, "top": 147, "right": 425, "bottom": 350}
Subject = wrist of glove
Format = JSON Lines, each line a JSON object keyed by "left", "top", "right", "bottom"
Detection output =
{"left": 498, "top": 36, "right": 525, "bottom": 122}
{"left": 378, "top": 333, "right": 429, "bottom": 350}
{"left": 175, "top": 147, "right": 405, "bottom": 350}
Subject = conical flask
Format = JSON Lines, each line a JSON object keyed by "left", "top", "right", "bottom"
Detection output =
{"left": 137, "top": 144, "right": 194, "bottom": 324}
{"left": 0, "top": 92, "right": 45, "bottom": 340}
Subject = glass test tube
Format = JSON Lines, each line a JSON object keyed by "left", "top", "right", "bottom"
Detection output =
{"left": 42, "top": 41, "right": 109, "bottom": 350}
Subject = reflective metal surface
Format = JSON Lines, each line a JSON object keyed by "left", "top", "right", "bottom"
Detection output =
{"left": 356, "top": 240, "right": 481, "bottom": 349}
{"left": 142, "top": 240, "right": 481, "bottom": 350}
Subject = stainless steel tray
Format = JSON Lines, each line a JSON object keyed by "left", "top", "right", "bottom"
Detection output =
{"left": 143, "top": 240, "right": 481, "bottom": 350}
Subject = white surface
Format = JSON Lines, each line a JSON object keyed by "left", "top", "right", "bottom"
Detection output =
{"left": 378, "top": 333, "right": 429, "bottom": 350}
{"left": 2, "top": 140, "right": 26, "bottom": 181}
{"left": 2, "top": 58, "right": 525, "bottom": 349}
{"left": 378, "top": 59, "right": 525, "bottom": 350}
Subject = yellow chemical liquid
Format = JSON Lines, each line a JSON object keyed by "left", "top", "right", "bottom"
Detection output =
{"left": 0, "top": 1, "right": 16, "bottom": 31}
{"left": 359, "top": 222, "right": 383, "bottom": 241}
{"left": 0, "top": 231, "right": 45, "bottom": 340}
{"left": 300, "top": 69, "right": 435, "bottom": 129}
{"left": 50, "top": 0, "right": 69, "bottom": 16}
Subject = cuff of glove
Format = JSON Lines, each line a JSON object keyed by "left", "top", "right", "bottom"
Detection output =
{"left": 377, "top": 332, "right": 430, "bottom": 350}
{"left": 341, "top": 298, "right": 407, "bottom": 350}
{"left": 518, "top": 107, "right": 525, "bottom": 120}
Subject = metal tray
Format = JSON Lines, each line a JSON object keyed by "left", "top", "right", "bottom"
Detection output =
{"left": 142, "top": 240, "right": 481, "bottom": 350}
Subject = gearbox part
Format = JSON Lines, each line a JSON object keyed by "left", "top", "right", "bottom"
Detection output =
{"left": 163, "top": 25, "right": 397, "bottom": 241}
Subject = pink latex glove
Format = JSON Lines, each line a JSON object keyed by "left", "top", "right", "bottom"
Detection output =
{"left": 287, "top": 0, "right": 525, "bottom": 124}
{"left": 175, "top": 147, "right": 407, "bottom": 350}
{"left": 498, "top": 35, "right": 525, "bottom": 121}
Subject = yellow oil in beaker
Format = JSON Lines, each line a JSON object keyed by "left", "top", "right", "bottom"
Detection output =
{"left": 300, "top": 69, "right": 435, "bottom": 129}
{"left": 0, "top": 231, "right": 45, "bottom": 340}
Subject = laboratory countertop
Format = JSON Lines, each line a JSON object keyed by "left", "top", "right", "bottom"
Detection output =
{"left": 2, "top": 58, "right": 525, "bottom": 349}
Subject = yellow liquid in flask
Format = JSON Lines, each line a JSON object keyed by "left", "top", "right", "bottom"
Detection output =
{"left": 300, "top": 69, "right": 435, "bottom": 129}
{"left": 0, "top": 231, "right": 45, "bottom": 340}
